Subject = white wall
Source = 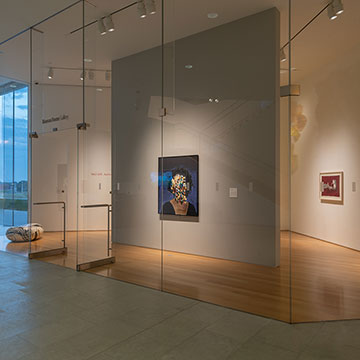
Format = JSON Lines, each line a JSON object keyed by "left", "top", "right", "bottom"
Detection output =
{"left": 112, "top": 9, "right": 280, "bottom": 267}
{"left": 291, "top": 43, "right": 360, "bottom": 250}
{"left": 31, "top": 85, "right": 111, "bottom": 231}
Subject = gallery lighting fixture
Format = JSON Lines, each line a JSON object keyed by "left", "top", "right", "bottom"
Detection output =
{"left": 104, "top": 15, "right": 115, "bottom": 32}
{"left": 327, "top": 3, "right": 338, "bottom": 20}
{"left": 97, "top": 18, "right": 107, "bottom": 35}
{"left": 145, "top": 0, "right": 156, "bottom": 15}
{"left": 47, "top": 67, "right": 54, "bottom": 79}
{"left": 332, "top": 0, "right": 344, "bottom": 15}
{"left": 80, "top": 71, "right": 86, "bottom": 81}
{"left": 207, "top": 13, "right": 218, "bottom": 19}
{"left": 280, "top": 48, "right": 287, "bottom": 62}
{"left": 105, "top": 70, "right": 111, "bottom": 81}
{"left": 137, "top": 1, "right": 147, "bottom": 18}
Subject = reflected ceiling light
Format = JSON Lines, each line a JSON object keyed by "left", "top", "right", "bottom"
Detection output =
{"left": 97, "top": 18, "right": 107, "bottom": 35}
{"left": 280, "top": 48, "right": 287, "bottom": 62}
{"left": 88, "top": 70, "right": 95, "bottom": 80}
{"left": 105, "top": 70, "right": 111, "bottom": 81}
{"left": 207, "top": 13, "right": 218, "bottom": 19}
{"left": 80, "top": 71, "right": 86, "bottom": 81}
{"left": 332, "top": 0, "right": 344, "bottom": 15}
{"left": 145, "top": 0, "right": 156, "bottom": 15}
{"left": 327, "top": 3, "right": 338, "bottom": 20}
{"left": 137, "top": 1, "right": 147, "bottom": 18}
{"left": 47, "top": 67, "right": 54, "bottom": 79}
{"left": 104, "top": 15, "right": 115, "bottom": 32}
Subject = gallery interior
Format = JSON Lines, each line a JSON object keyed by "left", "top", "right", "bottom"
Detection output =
{"left": 0, "top": 0, "right": 359, "bottom": 324}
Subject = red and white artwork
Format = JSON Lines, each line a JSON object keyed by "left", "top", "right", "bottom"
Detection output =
{"left": 319, "top": 172, "right": 343, "bottom": 204}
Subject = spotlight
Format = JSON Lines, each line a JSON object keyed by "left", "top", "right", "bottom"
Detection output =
{"left": 208, "top": 98, "right": 213, "bottom": 103}
{"left": 332, "top": 0, "right": 344, "bottom": 15}
{"left": 104, "top": 15, "right": 115, "bottom": 32}
{"left": 97, "top": 19, "right": 106, "bottom": 35}
{"left": 145, "top": 0, "right": 156, "bottom": 15}
{"left": 88, "top": 70, "right": 95, "bottom": 80}
{"left": 327, "top": 3, "right": 337, "bottom": 20}
{"left": 280, "top": 48, "right": 287, "bottom": 62}
{"left": 105, "top": 70, "right": 111, "bottom": 81}
{"left": 47, "top": 67, "right": 54, "bottom": 79}
{"left": 214, "top": 98, "right": 219, "bottom": 103}
{"left": 137, "top": 1, "right": 147, "bottom": 18}
{"left": 80, "top": 71, "right": 86, "bottom": 81}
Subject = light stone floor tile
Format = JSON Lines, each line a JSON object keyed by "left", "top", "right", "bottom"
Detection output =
{"left": 47, "top": 325, "right": 137, "bottom": 360}
{"left": 253, "top": 320, "right": 324, "bottom": 353}
{"left": 226, "top": 336, "right": 299, "bottom": 360}
{"left": 297, "top": 345, "right": 360, "bottom": 360}
{"left": 18, "top": 314, "right": 93, "bottom": 348}
{"left": 160, "top": 328, "right": 239, "bottom": 360}
{"left": 3, "top": 251, "right": 360, "bottom": 360}
{"left": 141, "top": 309, "right": 209, "bottom": 347}
{"left": 175, "top": 301, "right": 231, "bottom": 325}
{"left": 104, "top": 331, "right": 173, "bottom": 360}
{"left": 0, "top": 335, "right": 38, "bottom": 360}
{"left": 206, "top": 310, "right": 270, "bottom": 344}
{"left": 87, "top": 353, "right": 114, "bottom": 360}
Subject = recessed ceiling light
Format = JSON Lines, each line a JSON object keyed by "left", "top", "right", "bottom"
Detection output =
{"left": 185, "top": 64, "right": 193, "bottom": 69}
{"left": 96, "top": 88, "right": 103, "bottom": 92}
{"left": 207, "top": 13, "right": 218, "bottom": 19}
{"left": 84, "top": 58, "right": 92, "bottom": 63}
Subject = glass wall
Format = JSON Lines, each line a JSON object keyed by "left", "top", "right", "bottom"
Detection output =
{"left": 1, "top": 0, "right": 359, "bottom": 323}
{"left": 0, "top": 31, "right": 30, "bottom": 254}
{"left": 29, "top": 2, "right": 83, "bottom": 267}
{"left": 290, "top": 0, "right": 360, "bottom": 322}
{"left": 161, "top": 0, "right": 290, "bottom": 322}
{"left": 79, "top": 0, "right": 164, "bottom": 286}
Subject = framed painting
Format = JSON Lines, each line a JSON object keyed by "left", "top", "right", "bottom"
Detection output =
{"left": 158, "top": 155, "right": 199, "bottom": 217}
{"left": 319, "top": 171, "right": 343, "bottom": 204}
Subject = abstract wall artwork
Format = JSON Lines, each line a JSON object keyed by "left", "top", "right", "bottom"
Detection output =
{"left": 158, "top": 155, "right": 199, "bottom": 216}
{"left": 319, "top": 171, "right": 343, "bottom": 204}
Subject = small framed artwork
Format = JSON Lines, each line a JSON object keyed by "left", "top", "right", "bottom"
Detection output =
{"left": 158, "top": 155, "right": 199, "bottom": 217}
{"left": 319, "top": 171, "right": 343, "bottom": 204}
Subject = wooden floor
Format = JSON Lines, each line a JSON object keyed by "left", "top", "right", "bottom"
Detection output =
{"left": 1, "top": 230, "right": 360, "bottom": 323}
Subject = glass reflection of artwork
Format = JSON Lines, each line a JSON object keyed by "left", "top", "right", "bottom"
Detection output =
{"left": 158, "top": 155, "right": 199, "bottom": 216}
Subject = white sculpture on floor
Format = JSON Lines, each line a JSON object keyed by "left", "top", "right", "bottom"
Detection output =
{"left": 6, "top": 223, "right": 44, "bottom": 242}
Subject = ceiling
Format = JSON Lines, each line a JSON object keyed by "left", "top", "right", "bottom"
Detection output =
{"left": 0, "top": 0, "right": 359, "bottom": 87}
{"left": 0, "top": 0, "right": 77, "bottom": 44}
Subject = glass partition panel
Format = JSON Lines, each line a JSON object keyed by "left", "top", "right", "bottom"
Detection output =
{"left": 291, "top": 0, "right": 360, "bottom": 322}
{"left": 29, "top": 2, "right": 83, "bottom": 267}
{"left": 162, "top": 0, "right": 291, "bottom": 321}
{"left": 77, "top": 0, "right": 163, "bottom": 288}
{"left": 0, "top": 31, "right": 30, "bottom": 256}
